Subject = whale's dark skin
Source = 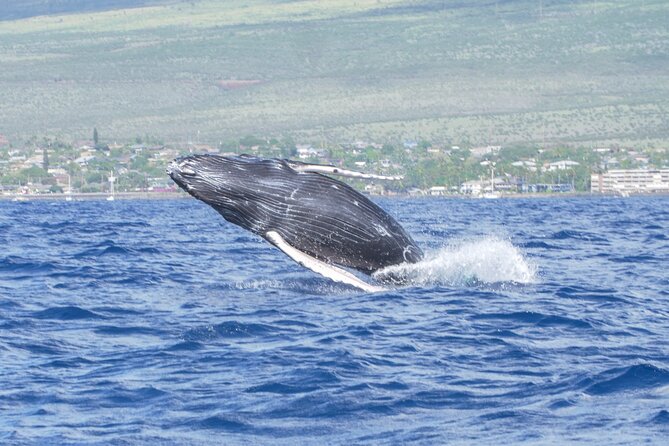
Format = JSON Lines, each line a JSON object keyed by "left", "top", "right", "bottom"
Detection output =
{"left": 167, "top": 154, "right": 423, "bottom": 276}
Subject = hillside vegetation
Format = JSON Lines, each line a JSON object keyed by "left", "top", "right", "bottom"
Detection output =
{"left": 0, "top": 0, "right": 668, "bottom": 148}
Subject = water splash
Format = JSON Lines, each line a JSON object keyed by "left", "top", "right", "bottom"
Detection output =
{"left": 374, "top": 236, "right": 538, "bottom": 287}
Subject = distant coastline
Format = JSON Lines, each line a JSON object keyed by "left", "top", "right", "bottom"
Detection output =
{"left": 0, "top": 191, "right": 186, "bottom": 201}
{"left": 2, "top": 191, "right": 666, "bottom": 202}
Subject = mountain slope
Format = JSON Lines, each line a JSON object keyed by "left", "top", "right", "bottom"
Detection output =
{"left": 0, "top": 0, "right": 667, "bottom": 147}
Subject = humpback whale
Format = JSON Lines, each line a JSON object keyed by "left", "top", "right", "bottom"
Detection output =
{"left": 167, "top": 154, "right": 422, "bottom": 291}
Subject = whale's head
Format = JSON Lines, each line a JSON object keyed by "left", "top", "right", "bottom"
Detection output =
{"left": 167, "top": 154, "right": 292, "bottom": 232}
{"left": 168, "top": 154, "right": 234, "bottom": 201}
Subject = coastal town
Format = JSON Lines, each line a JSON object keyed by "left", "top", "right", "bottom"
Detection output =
{"left": 1, "top": 132, "right": 668, "bottom": 199}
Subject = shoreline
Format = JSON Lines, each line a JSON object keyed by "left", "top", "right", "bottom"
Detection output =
{"left": 0, "top": 191, "right": 187, "bottom": 201}
{"left": 1, "top": 191, "right": 666, "bottom": 202}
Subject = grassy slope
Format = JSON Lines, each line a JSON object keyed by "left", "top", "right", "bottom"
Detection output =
{"left": 0, "top": 0, "right": 667, "bottom": 147}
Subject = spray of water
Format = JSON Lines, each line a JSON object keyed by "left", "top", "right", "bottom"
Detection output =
{"left": 373, "top": 236, "right": 538, "bottom": 287}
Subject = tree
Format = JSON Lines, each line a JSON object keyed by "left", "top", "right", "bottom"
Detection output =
{"left": 42, "top": 147, "right": 49, "bottom": 172}
{"left": 381, "top": 143, "right": 396, "bottom": 156}
{"left": 13, "top": 165, "right": 47, "bottom": 184}
{"left": 93, "top": 128, "right": 99, "bottom": 146}
{"left": 279, "top": 136, "right": 297, "bottom": 158}
{"left": 239, "top": 135, "right": 265, "bottom": 148}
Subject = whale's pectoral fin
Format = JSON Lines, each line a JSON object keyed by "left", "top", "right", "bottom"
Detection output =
{"left": 265, "top": 231, "right": 385, "bottom": 293}
{"left": 287, "top": 161, "right": 403, "bottom": 181}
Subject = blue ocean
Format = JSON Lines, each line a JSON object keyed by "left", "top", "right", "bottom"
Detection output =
{"left": 1, "top": 196, "right": 668, "bottom": 445}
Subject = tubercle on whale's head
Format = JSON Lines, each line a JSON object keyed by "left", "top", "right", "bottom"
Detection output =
{"left": 167, "top": 154, "right": 268, "bottom": 208}
{"left": 167, "top": 154, "right": 283, "bottom": 232}
{"left": 167, "top": 154, "right": 290, "bottom": 195}
{"left": 167, "top": 157, "right": 195, "bottom": 193}
{"left": 167, "top": 155, "right": 230, "bottom": 199}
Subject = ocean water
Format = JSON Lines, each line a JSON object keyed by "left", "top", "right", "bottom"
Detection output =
{"left": 1, "top": 195, "right": 668, "bottom": 445}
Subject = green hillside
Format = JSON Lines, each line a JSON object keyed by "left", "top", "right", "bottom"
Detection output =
{"left": 0, "top": 0, "right": 667, "bottom": 147}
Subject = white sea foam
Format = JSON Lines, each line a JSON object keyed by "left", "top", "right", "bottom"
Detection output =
{"left": 374, "top": 236, "right": 538, "bottom": 287}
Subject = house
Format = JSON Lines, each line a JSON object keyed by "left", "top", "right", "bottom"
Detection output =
{"left": 524, "top": 183, "right": 573, "bottom": 193}
{"left": 547, "top": 160, "right": 580, "bottom": 171}
{"left": 48, "top": 167, "right": 68, "bottom": 186}
{"left": 364, "top": 184, "right": 385, "bottom": 195}
{"left": 429, "top": 186, "right": 448, "bottom": 196}
{"left": 471, "top": 145, "right": 502, "bottom": 158}
{"left": 9, "top": 154, "right": 26, "bottom": 171}
{"left": 487, "top": 177, "right": 516, "bottom": 193}
{"left": 296, "top": 144, "right": 317, "bottom": 159}
{"left": 75, "top": 155, "right": 96, "bottom": 166}
{"left": 602, "top": 157, "right": 620, "bottom": 169}
{"left": 460, "top": 180, "right": 484, "bottom": 195}
{"left": 407, "top": 187, "right": 426, "bottom": 197}
{"left": 22, "top": 154, "right": 43, "bottom": 169}
{"left": 188, "top": 144, "right": 216, "bottom": 153}
{"left": 155, "top": 148, "right": 180, "bottom": 162}
{"left": 76, "top": 142, "right": 95, "bottom": 151}
{"left": 511, "top": 160, "right": 538, "bottom": 172}
{"left": 52, "top": 173, "right": 70, "bottom": 187}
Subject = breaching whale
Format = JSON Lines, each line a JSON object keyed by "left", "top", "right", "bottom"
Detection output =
{"left": 167, "top": 154, "right": 423, "bottom": 292}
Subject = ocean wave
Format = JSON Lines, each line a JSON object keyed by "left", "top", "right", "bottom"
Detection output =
{"left": 93, "top": 325, "right": 167, "bottom": 336}
{"left": 42, "top": 357, "right": 94, "bottom": 369}
{"left": 551, "top": 230, "right": 608, "bottom": 242}
{"left": 585, "top": 364, "right": 669, "bottom": 395}
{"left": 554, "top": 285, "right": 631, "bottom": 304}
{"left": 519, "top": 240, "right": 561, "bottom": 249}
{"left": 167, "top": 341, "right": 204, "bottom": 351}
{"left": 649, "top": 410, "right": 669, "bottom": 425}
{"left": 471, "top": 311, "right": 593, "bottom": 330}
{"left": 0, "top": 256, "right": 60, "bottom": 275}
{"left": 197, "top": 415, "right": 251, "bottom": 432}
{"left": 102, "top": 385, "right": 169, "bottom": 407}
{"left": 31, "top": 306, "right": 105, "bottom": 320}
{"left": 73, "top": 241, "right": 160, "bottom": 258}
